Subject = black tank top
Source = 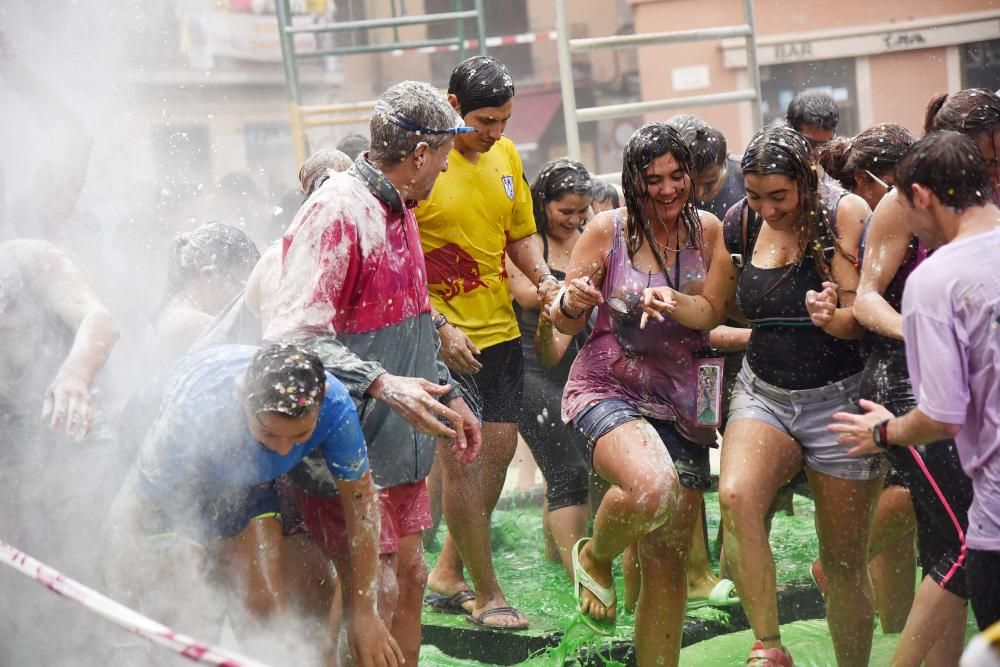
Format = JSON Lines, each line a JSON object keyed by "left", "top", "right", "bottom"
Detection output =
{"left": 737, "top": 197, "right": 864, "bottom": 389}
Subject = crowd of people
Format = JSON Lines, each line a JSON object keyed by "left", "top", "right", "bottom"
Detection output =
{"left": 2, "top": 48, "right": 1000, "bottom": 667}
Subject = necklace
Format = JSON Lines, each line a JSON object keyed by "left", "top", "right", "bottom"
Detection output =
{"left": 651, "top": 219, "right": 684, "bottom": 253}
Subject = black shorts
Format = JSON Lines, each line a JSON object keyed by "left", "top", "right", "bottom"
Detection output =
{"left": 452, "top": 338, "right": 524, "bottom": 424}
{"left": 572, "top": 398, "right": 713, "bottom": 491}
{"left": 861, "top": 345, "right": 973, "bottom": 598}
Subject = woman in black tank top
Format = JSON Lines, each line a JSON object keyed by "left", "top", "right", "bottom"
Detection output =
{"left": 507, "top": 159, "right": 593, "bottom": 578}
{"left": 711, "top": 125, "right": 883, "bottom": 666}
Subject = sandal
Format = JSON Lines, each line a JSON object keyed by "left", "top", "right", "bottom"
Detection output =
{"left": 687, "top": 578, "right": 741, "bottom": 610}
{"left": 426, "top": 590, "right": 476, "bottom": 616}
{"left": 747, "top": 640, "right": 794, "bottom": 666}
{"left": 572, "top": 537, "right": 616, "bottom": 636}
{"left": 464, "top": 605, "right": 529, "bottom": 631}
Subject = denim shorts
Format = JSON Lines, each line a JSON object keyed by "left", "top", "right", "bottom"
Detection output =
{"left": 728, "top": 360, "right": 885, "bottom": 481}
{"left": 571, "top": 398, "right": 713, "bottom": 491}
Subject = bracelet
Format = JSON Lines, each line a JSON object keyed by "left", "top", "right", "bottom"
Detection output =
{"left": 558, "top": 288, "right": 585, "bottom": 320}
{"left": 433, "top": 313, "right": 448, "bottom": 331}
{"left": 872, "top": 419, "right": 891, "bottom": 450}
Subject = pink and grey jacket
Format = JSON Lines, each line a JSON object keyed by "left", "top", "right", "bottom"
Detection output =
{"left": 265, "top": 157, "right": 460, "bottom": 491}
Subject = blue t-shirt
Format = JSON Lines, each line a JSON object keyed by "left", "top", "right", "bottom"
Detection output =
{"left": 137, "top": 345, "right": 368, "bottom": 506}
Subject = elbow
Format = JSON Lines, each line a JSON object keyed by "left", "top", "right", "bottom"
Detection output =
{"left": 940, "top": 422, "right": 962, "bottom": 440}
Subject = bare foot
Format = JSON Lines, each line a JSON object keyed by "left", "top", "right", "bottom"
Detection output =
{"left": 578, "top": 541, "right": 616, "bottom": 624}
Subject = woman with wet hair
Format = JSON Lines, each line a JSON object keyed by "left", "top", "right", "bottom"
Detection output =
{"left": 840, "top": 94, "right": 1000, "bottom": 667}
{"left": 712, "top": 124, "right": 875, "bottom": 666}
{"left": 505, "top": 158, "right": 593, "bottom": 578}
{"left": 553, "top": 123, "right": 737, "bottom": 664}
{"left": 814, "top": 123, "right": 920, "bottom": 636}
{"left": 150, "top": 221, "right": 260, "bottom": 371}
{"left": 924, "top": 88, "right": 1000, "bottom": 202}
{"left": 820, "top": 123, "right": 915, "bottom": 210}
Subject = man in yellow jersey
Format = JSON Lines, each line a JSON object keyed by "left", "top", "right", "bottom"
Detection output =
{"left": 417, "top": 56, "right": 557, "bottom": 630}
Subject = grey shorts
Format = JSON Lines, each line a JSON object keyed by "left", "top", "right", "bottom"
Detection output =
{"left": 728, "top": 360, "right": 886, "bottom": 481}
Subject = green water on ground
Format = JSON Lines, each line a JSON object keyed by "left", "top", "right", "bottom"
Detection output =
{"left": 420, "top": 492, "right": 824, "bottom": 664}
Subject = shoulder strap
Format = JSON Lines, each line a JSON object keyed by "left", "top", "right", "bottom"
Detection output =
{"left": 723, "top": 199, "right": 762, "bottom": 270}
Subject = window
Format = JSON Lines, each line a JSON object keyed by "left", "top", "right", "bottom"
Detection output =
{"left": 759, "top": 58, "right": 858, "bottom": 137}
{"left": 962, "top": 39, "right": 1000, "bottom": 91}
{"left": 425, "top": 0, "right": 532, "bottom": 86}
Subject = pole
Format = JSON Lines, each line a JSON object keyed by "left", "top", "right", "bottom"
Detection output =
{"left": 554, "top": 0, "right": 581, "bottom": 160}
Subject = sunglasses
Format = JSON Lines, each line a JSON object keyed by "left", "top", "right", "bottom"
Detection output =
{"left": 376, "top": 101, "right": 474, "bottom": 136}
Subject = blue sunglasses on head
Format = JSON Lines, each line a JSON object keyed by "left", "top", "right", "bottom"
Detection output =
{"left": 376, "top": 101, "right": 474, "bottom": 136}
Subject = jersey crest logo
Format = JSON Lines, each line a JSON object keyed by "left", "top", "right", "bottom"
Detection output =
{"left": 502, "top": 175, "right": 514, "bottom": 200}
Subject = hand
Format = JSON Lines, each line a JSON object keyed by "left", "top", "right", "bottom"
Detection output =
{"left": 536, "top": 274, "right": 560, "bottom": 300}
{"left": 347, "top": 610, "right": 404, "bottom": 667}
{"left": 445, "top": 396, "right": 481, "bottom": 465}
{"left": 42, "top": 371, "right": 93, "bottom": 440}
{"left": 805, "top": 281, "right": 839, "bottom": 328}
{"left": 438, "top": 324, "right": 483, "bottom": 374}
{"left": 564, "top": 277, "right": 602, "bottom": 315}
{"left": 368, "top": 374, "right": 462, "bottom": 440}
{"left": 538, "top": 286, "right": 561, "bottom": 326}
{"left": 639, "top": 286, "right": 677, "bottom": 329}
{"left": 828, "top": 399, "right": 895, "bottom": 457}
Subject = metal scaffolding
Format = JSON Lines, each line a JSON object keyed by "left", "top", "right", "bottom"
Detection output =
{"left": 274, "top": 0, "right": 486, "bottom": 165}
{"left": 554, "top": 0, "right": 763, "bottom": 182}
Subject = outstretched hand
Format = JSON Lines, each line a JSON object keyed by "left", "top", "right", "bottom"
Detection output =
{"left": 444, "top": 396, "right": 481, "bottom": 465}
{"left": 369, "top": 374, "right": 462, "bottom": 439}
{"left": 828, "top": 398, "right": 894, "bottom": 457}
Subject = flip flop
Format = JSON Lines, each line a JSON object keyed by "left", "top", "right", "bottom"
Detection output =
{"left": 572, "top": 537, "right": 616, "bottom": 636}
{"left": 425, "top": 590, "right": 476, "bottom": 616}
{"left": 687, "top": 578, "right": 741, "bottom": 610}
{"left": 464, "top": 606, "right": 529, "bottom": 632}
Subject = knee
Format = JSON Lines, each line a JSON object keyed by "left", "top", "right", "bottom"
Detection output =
{"left": 623, "top": 475, "right": 676, "bottom": 527}
{"left": 396, "top": 555, "right": 429, "bottom": 599}
{"left": 378, "top": 559, "right": 400, "bottom": 609}
{"left": 718, "top": 480, "right": 758, "bottom": 528}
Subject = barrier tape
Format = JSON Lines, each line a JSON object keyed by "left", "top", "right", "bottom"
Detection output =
{"left": 0, "top": 540, "right": 272, "bottom": 667}
{"left": 390, "top": 30, "right": 558, "bottom": 56}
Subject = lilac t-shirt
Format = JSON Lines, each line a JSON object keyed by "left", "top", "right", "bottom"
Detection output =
{"left": 902, "top": 228, "right": 1000, "bottom": 551}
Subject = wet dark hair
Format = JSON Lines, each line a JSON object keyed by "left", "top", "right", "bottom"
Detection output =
{"left": 531, "top": 158, "right": 593, "bottom": 237}
{"left": 160, "top": 221, "right": 261, "bottom": 311}
{"left": 786, "top": 91, "right": 840, "bottom": 132}
{"left": 336, "top": 133, "right": 370, "bottom": 161}
{"left": 591, "top": 180, "right": 620, "bottom": 208}
{"left": 924, "top": 88, "right": 1000, "bottom": 138}
{"left": 448, "top": 56, "right": 515, "bottom": 116}
{"left": 621, "top": 123, "right": 703, "bottom": 261}
{"left": 244, "top": 343, "right": 326, "bottom": 418}
{"left": 896, "top": 131, "right": 992, "bottom": 210}
{"left": 819, "top": 123, "right": 915, "bottom": 190}
{"left": 742, "top": 125, "right": 852, "bottom": 281}
{"left": 666, "top": 114, "right": 728, "bottom": 173}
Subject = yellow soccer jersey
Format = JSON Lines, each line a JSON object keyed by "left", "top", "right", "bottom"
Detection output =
{"left": 416, "top": 136, "right": 536, "bottom": 351}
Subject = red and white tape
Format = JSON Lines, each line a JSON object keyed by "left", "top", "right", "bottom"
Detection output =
{"left": 0, "top": 540, "right": 271, "bottom": 667}
{"left": 390, "top": 30, "right": 557, "bottom": 56}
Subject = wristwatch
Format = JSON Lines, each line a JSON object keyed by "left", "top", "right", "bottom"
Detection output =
{"left": 559, "top": 288, "right": 585, "bottom": 319}
{"left": 539, "top": 273, "right": 558, "bottom": 287}
{"left": 433, "top": 313, "right": 448, "bottom": 331}
{"left": 872, "top": 419, "right": 892, "bottom": 450}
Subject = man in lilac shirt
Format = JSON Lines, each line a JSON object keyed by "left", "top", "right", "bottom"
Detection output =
{"left": 830, "top": 130, "right": 1000, "bottom": 631}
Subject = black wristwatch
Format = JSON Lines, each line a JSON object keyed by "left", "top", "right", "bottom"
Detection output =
{"left": 872, "top": 419, "right": 892, "bottom": 450}
{"left": 433, "top": 313, "right": 448, "bottom": 331}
